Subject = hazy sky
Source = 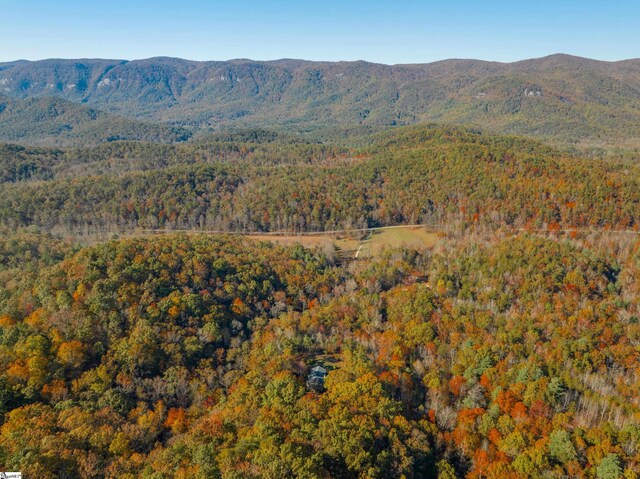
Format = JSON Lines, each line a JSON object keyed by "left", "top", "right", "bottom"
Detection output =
{"left": 1, "top": 0, "right": 638, "bottom": 63}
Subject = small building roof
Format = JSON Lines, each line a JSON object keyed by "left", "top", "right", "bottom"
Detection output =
{"left": 311, "top": 365, "right": 327, "bottom": 374}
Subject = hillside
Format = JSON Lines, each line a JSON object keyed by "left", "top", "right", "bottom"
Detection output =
{"left": 2, "top": 55, "right": 640, "bottom": 145}
{"left": 0, "top": 125, "right": 638, "bottom": 239}
{"left": 0, "top": 94, "right": 192, "bottom": 146}
{"left": 0, "top": 230, "right": 638, "bottom": 478}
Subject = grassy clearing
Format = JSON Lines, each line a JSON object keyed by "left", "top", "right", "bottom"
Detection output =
{"left": 244, "top": 226, "right": 439, "bottom": 260}
{"left": 244, "top": 234, "right": 335, "bottom": 249}
{"left": 133, "top": 225, "right": 440, "bottom": 261}
{"left": 356, "top": 227, "right": 440, "bottom": 259}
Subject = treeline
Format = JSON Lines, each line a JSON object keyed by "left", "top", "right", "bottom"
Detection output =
{"left": 0, "top": 125, "right": 638, "bottom": 236}
{"left": 0, "top": 232, "right": 638, "bottom": 477}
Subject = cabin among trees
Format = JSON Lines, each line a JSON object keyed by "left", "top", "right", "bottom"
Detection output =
{"left": 306, "top": 365, "right": 327, "bottom": 392}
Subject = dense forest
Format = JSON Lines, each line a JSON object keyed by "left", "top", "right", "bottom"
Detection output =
{"left": 0, "top": 125, "right": 638, "bottom": 239}
{"left": 0, "top": 229, "right": 638, "bottom": 478}
{"left": 0, "top": 118, "right": 639, "bottom": 478}
{"left": 0, "top": 95, "right": 192, "bottom": 147}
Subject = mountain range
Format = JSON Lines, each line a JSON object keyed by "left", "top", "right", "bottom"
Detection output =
{"left": 1, "top": 54, "right": 640, "bottom": 145}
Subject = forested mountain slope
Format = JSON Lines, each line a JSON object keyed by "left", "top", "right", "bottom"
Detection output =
{"left": 0, "top": 94, "right": 191, "bottom": 146}
{"left": 1, "top": 54, "right": 640, "bottom": 144}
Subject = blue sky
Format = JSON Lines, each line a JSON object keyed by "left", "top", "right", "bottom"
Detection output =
{"left": 1, "top": 0, "right": 638, "bottom": 63}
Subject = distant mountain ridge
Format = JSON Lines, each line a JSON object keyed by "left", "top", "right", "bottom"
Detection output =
{"left": 1, "top": 54, "right": 640, "bottom": 145}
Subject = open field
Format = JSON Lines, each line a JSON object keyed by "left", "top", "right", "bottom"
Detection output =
{"left": 244, "top": 234, "right": 335, "bottom": 249}
{"left": 142, "top": 225, "right": 442, "bottom": 260}
{"left": 241, "top": 226, "right": 440, "bottom": 260}
{"left": 355, "top": 226, "right": 440, "bottom": 259}
{"left": 239, "top": 234, "right": 360, "bottom": 253}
